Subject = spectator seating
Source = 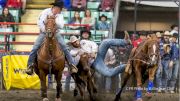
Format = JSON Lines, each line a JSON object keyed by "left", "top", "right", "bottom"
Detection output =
{"left": 87, "top": 2, "right": 100, "bottom": 10}
{"left": 0, "top": 8, "right": 20, "bottom": 22}
{"left": 0, "top": 27, "right": 14, "bottom": 50}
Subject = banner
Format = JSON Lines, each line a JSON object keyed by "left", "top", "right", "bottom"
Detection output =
{"left": 2, "top": 55, "right": 40, "bottom": 90}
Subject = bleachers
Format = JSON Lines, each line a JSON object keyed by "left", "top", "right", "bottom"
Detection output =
{"left": 0, "top": 8, "right": 20, "bottom": 22}
{"left": 61, "top": 0, "right": 114, "bottom": 42}
{"left": 0, "top": 8, "right": 20, "bottom": 51}
{"left": 0, "top": 0, "right": 114, "bottom": 52}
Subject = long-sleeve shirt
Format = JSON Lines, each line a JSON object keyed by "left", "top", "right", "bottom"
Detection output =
{"left": 70, "top": 40, "right": 98, "bottom": 66}
{"left": 132, "top": 38, "right": 142, "bottom": 48}
{"left": 80, "top": 40, "right": 98, "bottom": 54}
{"left": 37, "top": 8, "right": 64, "bottom": 32}
{"left": 98, "top": 21, "right": 110, "bottom": 30}
{"left": 101, "top": 0, "right": 114, "bottom": 10}
{"left": 81, "top": 17, "right": 95, "bottom": 27}
{"left": 159, "top": 40, "right": 164, "bottom": 57}
{"left": 170, "top": 42, "right": 179, "bottom": 61}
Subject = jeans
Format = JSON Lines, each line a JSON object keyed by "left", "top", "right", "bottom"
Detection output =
{"left": 92, "top": 39, "right": 127, "bottom": 77}
{"left": 65, "top": 73, "right": 71, "bottom": 91}
{"left": 27, "top": 32, "right": 75, "bottom": 66}
{"left": 169, "top": 60, "right": 179, "bottom": 90}
{"left": 156, "top": 59, "right": 170, "bottom": 89}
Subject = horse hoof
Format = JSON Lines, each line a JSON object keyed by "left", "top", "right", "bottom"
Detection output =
{"left": 136, "top": 98, "right": 143, "bottom": 101}
{"left": 145, "top": 92, "right": 152, "bottom": 98}
{"left": 43, "top": 98, "right": 49, "bottom": 101}
{"left": 55, "top": 98, "right": 62, "bottom": 101}
{"left": 114, "top": 97, "right": 120, "bottom": 101}
{"left": 74, "top": 89, "right": 78, "bottom": 97}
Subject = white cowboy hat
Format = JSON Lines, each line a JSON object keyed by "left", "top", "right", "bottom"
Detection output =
{"left": 69, "top": 36, "right": 78, "bottom": 43}
{"left": 163, "top": 31, "right": 172, "bottom": 36}
{"left": 156, "top": 32, "right": 162, "bottom": 38}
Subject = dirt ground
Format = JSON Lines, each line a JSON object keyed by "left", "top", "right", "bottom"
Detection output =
{"left": 0, "top": 90, "right": 179, "bottom": 101}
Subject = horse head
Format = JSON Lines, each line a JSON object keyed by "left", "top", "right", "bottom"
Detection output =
{"left": 146, "top": 38, "right": 160, "bottom": 66}
{"left": 79, "top": 52, "right": 91, "bottom": 72}
{"left": 45, "top": 15, "right": 57, "bottom": 38}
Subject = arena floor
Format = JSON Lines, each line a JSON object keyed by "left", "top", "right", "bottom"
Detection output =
{"left": 0, "top": 90, "right": 179, "bottom": 101}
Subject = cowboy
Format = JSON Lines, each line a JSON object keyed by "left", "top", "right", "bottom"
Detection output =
{"left": 169, "top": 33, "right": 179, "bottom": 94}
{"left": 97, "top": 14, "right": 110, "bottom": 30}
{"left": 163, "top": 31, "right": 171, "bottom": 44}
{"left": 170, "top": 24, "right": 178, "bottom": 35}
{"left": 69, "top": 35, "right": 98, "bottom": 66}
{"left": 80, "top": 29, "right": 92, "bottom": 40}
{"left": 25, "top": 1, "right": 78, "bottom": 75}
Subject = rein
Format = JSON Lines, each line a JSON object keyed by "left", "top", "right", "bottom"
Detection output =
{"left": 128, "top": 39, "right": 158, "bottom": 65}
{"left": 129, "top": 40, "right": 150, "bottom": 64}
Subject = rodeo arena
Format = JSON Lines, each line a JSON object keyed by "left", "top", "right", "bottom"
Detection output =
{"left": 0, "top": 0, "right": 180, "bottom": 101}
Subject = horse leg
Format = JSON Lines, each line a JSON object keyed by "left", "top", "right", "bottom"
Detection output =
{"left": 78, "top": 82, "right": 86, "bottom": 100}
{"left": 114, "top": 72, "right": 131, "bottom": 101}
{"left": 145, "top": 66, "right": 157, "bottom": 98}
{"left": 39, "top": 70, "right": 48, "bottom": 101}
{"left": 87, "top": 70, "right": 97, "bottom": 93}
{"left": 135, "top": 66, "right": 143, "bottom": 101}
{"left": 74, "top": 84, "right": 78, "bottom": 97}
{"left": 55, "top": 72, "right": 63, "bottom": 101}
{"left": 87, "top": 75, "right": 97, "bottom": 101}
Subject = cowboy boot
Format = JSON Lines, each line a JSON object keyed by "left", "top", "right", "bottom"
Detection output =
{"left": 25, "top": 64, "right": 34, "bottom": 75}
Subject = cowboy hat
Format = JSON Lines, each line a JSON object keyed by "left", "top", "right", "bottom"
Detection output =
{"left": 99, "top": 14, "right": 108, "bottom": 21}
{"left": 156, "top": 32, "right": 162, "bottom": 38}
{"left": 50, "top": 1, "right": 64, "bottom": 8}
{"left": 80, "top": 30, "right": 91, "bottom": 37}
{"left": 163, "top": 31, "right": 172, "bottom": 36}
{"left": 69, "top": 36, "right": 79, "bottom": 43}
{"left": 172, "top": 33, "right": 178, "bottom": 38}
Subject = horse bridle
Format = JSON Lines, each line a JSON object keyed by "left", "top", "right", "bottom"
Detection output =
{"left": 129, "top": 40, "right": 159, "bottom": 65}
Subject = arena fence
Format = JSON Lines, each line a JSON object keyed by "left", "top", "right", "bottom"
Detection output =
{"left": 0, "top": 22, "right": 108, "bottom": 90}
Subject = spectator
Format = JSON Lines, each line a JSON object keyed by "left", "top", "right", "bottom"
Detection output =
{"left": 169, "top": 33, "right": 179, "bottom": 94}
{"left": 72, "top": 0, "right": 87, "bottom": 11}
{"left": 156, "top": 32, "right": 171, "bottom": 93}
{"left": 163, "top": 31, "right": 171, "bottom": 44}
{"left": 81, "top": 9, "right": 95, "bottom": 29}
{"left": 68, "top": 11, "right": 81, "bottom": 30}
{"left": 6, "top": 0, "right": 22, "bottom": 9}
{"left": 132, "top": 32, "right": 147, "bottom": 48}
{"left": 55, "top": 0, "right": 71, "bottom": 10}
{"left": 131, "top": 33, "right": 138, "bottom": 41}
{"left": 100, "top": 0, "right": 115, "bottom": 11}
{"left": 0, "top": 7, "right": 15, "bottom": 30}
{"left": 80, "top": 29, "right": 91, "bottom": 40}
{"left": 97, "top": 14, "right": 110, "bottom": 30}
{"left": 170, "top": 24, "right": 178, "bottom": 35}
{"left": 0, "top": 0, "right": 7, "bottom": 8}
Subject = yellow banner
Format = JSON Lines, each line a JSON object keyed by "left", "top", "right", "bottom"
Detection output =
{"left": 2, "top": 55, "right": 40, "bottom": 90}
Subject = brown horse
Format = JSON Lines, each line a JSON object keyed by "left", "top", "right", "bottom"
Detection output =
{"left": 114, "top": 37, "right": 160, "bottom": 101}
{"left": 73, "top": 53, "right": 97, "bottom": 101}
{"left": 34, "top": 15, "right": 65, "bottom": 101}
